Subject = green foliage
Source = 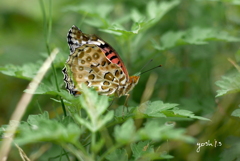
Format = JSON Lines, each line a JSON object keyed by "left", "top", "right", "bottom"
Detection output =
{"left": 1, "top": 0, "right": 240, "bottom": 160}
{"left": 100, "top": 0, "right": 181, "bottom": 36}
{"left": 16, "top": 112, "right": 81, "bottom": 145}
{"left": 220, "top": 136, "right": 240, "bottom": 161}
{"left": 114, "top": 119, "right": 137, "bottom": 143}
{"left": 74, "top": 84, "right": 114, "bottom": 133}
{"left": 3, "top": 87, "right": 197, "bottom": 160}
{"left": 215, "top": 72, "right": 240, "bottom": 97}
{"left": 0, "top": 61, "right": 43, "bottom": 80}
{"left": 154, "top": 27, "right": 240, "bottom": 51}
{"left": 25, "top": 74, "right": 63, "bottom": 95}
{"left": 134, "top": 101, "right": 210, "bottom": 120}
{"left": 130, "top": 141, "right": 173, "bottom": 160}
{"left": 231, "top": 108, "right": 240, "bottom": 117}
{"left": 106, "top": 149, "right": 128, "bottom": 161}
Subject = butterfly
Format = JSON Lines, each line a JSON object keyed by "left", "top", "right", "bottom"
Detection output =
{"left": 62, "top": 25, "right": 140, "bottom": 98}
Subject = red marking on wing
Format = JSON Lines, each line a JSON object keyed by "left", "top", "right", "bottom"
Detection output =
{"left": 100, "top": 46, "right": 129, "bottom": 80}
{"left": 111, "top": 58, "right": 119, "bottom": 64}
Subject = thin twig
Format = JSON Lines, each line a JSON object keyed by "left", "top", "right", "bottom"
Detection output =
{"left": 228, "top": 58, "right": 240, "bottom": 72}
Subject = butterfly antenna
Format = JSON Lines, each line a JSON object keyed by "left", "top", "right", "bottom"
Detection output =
{"left": 140, "top": 65, "right": 162, "bottom": 75}
{"left": 139, "top": 59, "right": 153, "bottom": 72}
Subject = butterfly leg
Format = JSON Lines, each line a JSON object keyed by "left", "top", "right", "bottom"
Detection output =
{"left": 124, "top": 94, "right": 129, "bottom": 106}
{"left": 108, "top": 97, "right": 115, "bottom": 109}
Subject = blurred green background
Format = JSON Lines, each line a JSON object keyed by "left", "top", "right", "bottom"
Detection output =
{"left": 1, "top": 0, "right": 240, "bottom": 160}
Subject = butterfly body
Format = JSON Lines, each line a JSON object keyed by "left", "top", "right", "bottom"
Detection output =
{"left": 62, "top": 25, "right": 140, "bottom": 97}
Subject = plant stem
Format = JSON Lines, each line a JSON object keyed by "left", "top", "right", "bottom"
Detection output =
{"left": 63, "top": 144, "right": 93, "bottom": 161}
{"left": 91, "top": 131, "right": 96, "bottom": 159}
{"left": 39, "top": 0, "right": 67, "bottom": 117}
{"left": 98, "top": 143, "right": 123, "bottom": 161}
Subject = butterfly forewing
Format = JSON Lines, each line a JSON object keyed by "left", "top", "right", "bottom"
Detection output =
{"left": 68, "top": 26, "right": 129, "bottom": 77}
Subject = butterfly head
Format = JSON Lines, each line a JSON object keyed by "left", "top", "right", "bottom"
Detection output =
{"left": 117, "top": 75, "right": 140, "bottom": 97}
{"left": 129, "top": 75, "right": 140, "bottom": 84}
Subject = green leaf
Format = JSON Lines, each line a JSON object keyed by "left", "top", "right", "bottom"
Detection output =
{"left": 131, "top": 141, "right": 154, "bottom": 160}
{"left": 136, "top": 101, "right": 210, "bottom": 121}
{"left": 106, "top": 149, "right": 128, "bottom": 161}
{"left": 15, "top": 112, "right": 81, "bottom": 145}
{"left": 114, "top": 105, "right": 135, "bottom": 120}
{"left": 171, "top": 108, "right": 210, "bottom": 120}
{"left": 231, "top": 108, "right": 240, "bottom": 117}
{"left": 100, "top": 0, "right": 180, "bottom": 37}
{"left": 146, "top": 0, "right": 180, "bottom": 25}
{"left": 114, "top": 119, "right": 137, "bottom": 144}
{"left": 0, "top": 61, "right": 43, "bottom": 80}
{"left": 137, "top": 121, "right": 169, "bottom": 140}
{"left": 74, "top": 115, "right": 92, "bottom": 131}
{"left": 74, "top": 84, "right": 113, "bottom": 132}
{"left": 215, "top": 72, "right": 240, "bottom": 97}
{"left": 64, "top": 2, "right": 113, "bottom": 18}
{"left": 64, "top": 2, "right": 113, "bottom": 28}
{"left": 154, "top": 27, "right": 240, "bottom": 51}
{"left": 131, "top": 141, "right": 173, "bottom": 160}
{"left": 138, "top": 101, "right": 178, "bottom": 118}
{"left": 27, "top": 111, "right": 49, "bottom": 125}
{"left": 100, "top": 24, "right": 139, "bottom": 38}
{"left": 131, "top": 9, "right": 144, "bottom": 23}
{"left": 138, "top": 120, "right": 195, "bottom": 143}
{"left": 100, "top": 111, "right": 114, "bottom": 128}
{"left": 53, "top": 90, "right": 81, "bottom": 107}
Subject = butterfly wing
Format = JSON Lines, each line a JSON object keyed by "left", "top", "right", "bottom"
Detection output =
{"left": 67, "top": 25, "right": 129, "bottom": 79}
{"left": 63, "top": 28, "right": 128, "bottom": 96}
{"left": 63, "top": 25, "right": 140, "bottom": 97}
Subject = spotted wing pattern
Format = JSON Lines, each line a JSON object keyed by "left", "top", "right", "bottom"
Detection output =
{"left": 62, "top": 25, "right": 140, "bottom": 97}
